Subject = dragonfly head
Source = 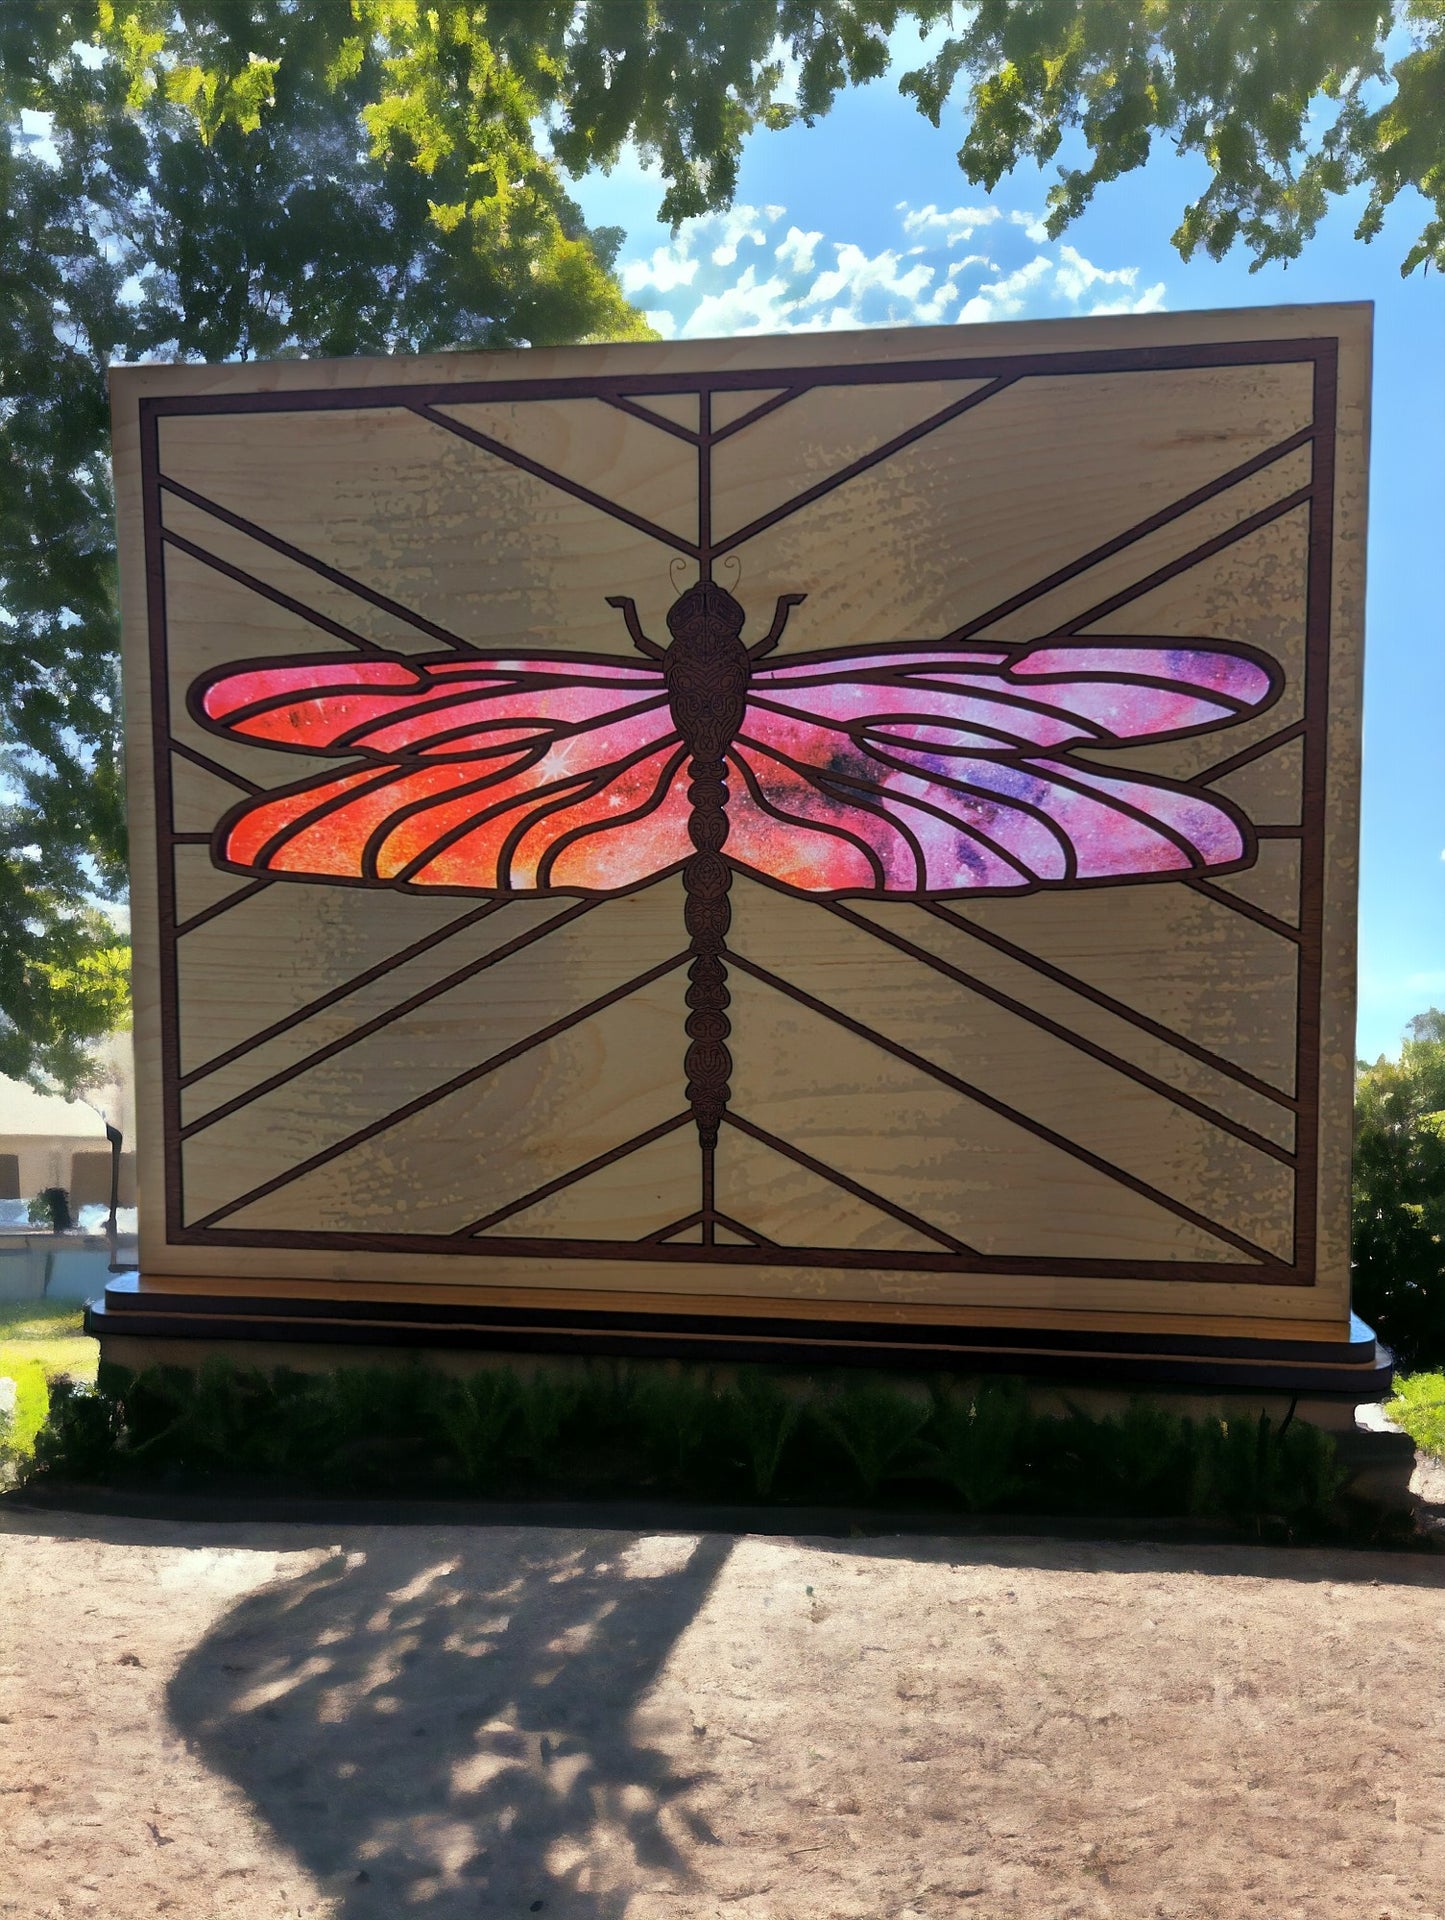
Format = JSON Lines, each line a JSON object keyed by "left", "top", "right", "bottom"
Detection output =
{"left": 665, "top": 581, "right": 746, "bottom": 651}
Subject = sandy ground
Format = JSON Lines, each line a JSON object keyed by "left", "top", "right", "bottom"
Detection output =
{"left": 2, "top": 1511, "right": 1444, "bottom": 1920}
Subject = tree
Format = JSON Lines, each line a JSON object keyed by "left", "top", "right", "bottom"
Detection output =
{"left": 4, "top": 2, "right": 1440, "bottom": 1089}
{"left": 0, "top": 1, "right": 653, "bottom": 1092}
{"left": 1352, "top": 1011, "right": 1445, "bottom": 1373}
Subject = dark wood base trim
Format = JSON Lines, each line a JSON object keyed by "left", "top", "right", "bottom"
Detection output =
{"left": 88, "top": 1278, "right": 1392, "bottom": 1396}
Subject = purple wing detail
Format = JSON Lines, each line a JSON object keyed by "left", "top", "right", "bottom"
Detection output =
{"left": 729, "top": 637, "right": 1279, "bottom": 894}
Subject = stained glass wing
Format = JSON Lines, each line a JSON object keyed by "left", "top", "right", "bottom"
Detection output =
{"left": 731, "top": 638, "right": 1280, "bottom": 894}
{"left": 195, "top": 653, "right": 692, "bottom": 891}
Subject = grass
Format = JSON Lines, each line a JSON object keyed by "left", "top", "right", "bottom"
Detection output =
{"left": 0, "top": 1300, "right": 99, "bottom": 1472}
{"left": 0, "top": 1299, "right": 99, "bottom": 1385}
{"left": 1387, "top": 1372, "right": 1445, "bottom": 1459}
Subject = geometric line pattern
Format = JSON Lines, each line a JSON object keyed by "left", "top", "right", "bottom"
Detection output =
{"left": 139, "top": 336, "right": 1337, "bottom": 1285}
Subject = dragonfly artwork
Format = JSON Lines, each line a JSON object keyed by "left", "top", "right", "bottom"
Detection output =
{"left": 189, "top": 559, "right": 1281, "bottom": 1219}
{"left": 144, "top": 333, "right": 1339, "bottom": 1281}
{"left": 106, "top": 318, "right": 1373, "bottom": 1371}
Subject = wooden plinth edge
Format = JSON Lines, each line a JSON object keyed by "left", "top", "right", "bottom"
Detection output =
{"left": 88, "top": 1274, "right": 1393, "bottom": 1397}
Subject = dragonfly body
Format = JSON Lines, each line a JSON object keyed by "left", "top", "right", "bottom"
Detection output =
{"left": 606, "top": 581, "right": 804, "bottom": 1153}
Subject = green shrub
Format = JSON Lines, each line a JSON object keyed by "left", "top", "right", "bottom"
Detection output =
{"left": 0, "top": 1358, "right": 51, "bottom": 1468}
{"left": 1352, "top": 1010, "right": 1445, "bottom": 1371}
{"left": 1387, "top": 1371, "right": 1445, "bottom": 1458}
{"left": 913, "top": 1375, "right": 1028, "bottom": 1511}
{"left": 812, "top": 1377, "right": 932, "bottom": 1498}
{"left": 14, "top": 1354, "right": 1368, "bottom": 1537}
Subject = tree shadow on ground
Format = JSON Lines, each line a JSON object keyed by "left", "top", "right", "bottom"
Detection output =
{"left": 166, "top": 1527, "right": 732, "bottom": 1918}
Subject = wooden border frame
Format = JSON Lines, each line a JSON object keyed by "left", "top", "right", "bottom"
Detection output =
{"left": 111, "top": 306, "right": 1370, "bottom": 1344}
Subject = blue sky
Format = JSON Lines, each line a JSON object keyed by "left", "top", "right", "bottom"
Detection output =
{"left": 569, "top": 46, "right": 1445, "bottom": 1064}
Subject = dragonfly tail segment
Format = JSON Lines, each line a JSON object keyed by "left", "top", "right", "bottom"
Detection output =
{"left": 614, "top": 581, "right": 806, "bottom": 1241}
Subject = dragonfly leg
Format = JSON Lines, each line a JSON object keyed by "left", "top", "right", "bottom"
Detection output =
{"left": 749, "top": 592, "right": 808, "bottom": 659}
{"left": 605, "top": 595, "right": 666, "bottom": 660}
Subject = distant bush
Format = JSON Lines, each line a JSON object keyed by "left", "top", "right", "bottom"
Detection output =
{"left": 1387, "top": 1372, "right": 1445, "bottom": 1460}
{"left": 20, "top": 1355, "right": 1371, "bottom": 1539}
{"left": 1353, "top": 1009, "right": 1445, "bottom": 1371}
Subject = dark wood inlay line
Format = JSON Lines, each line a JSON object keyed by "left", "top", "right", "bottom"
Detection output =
{"left": 727, "top": 953, "right": 1284, "bottom": 1267}
{"left": 161, "top": 527, "right": 389, "bottom": 656}
{"left": 922, "top": 902, "right": 1299, "bottom": 1109}
{"left": 947, "top": 424, "right": 1316, "bottom": 641}
{"left": 171, "top": 739, "right": 260, "bottom": 796}
{"left": 187, "top": 951, "right": 691, "bottom": 1229}
{"left": 712, "top": 376, "right": 1016, "bottom": 558}
{"left": 181, "top": 898, "right": 603, "bottom": 1139}
{"left": 1187, "top": 876, "right": 1303, "bottom": 943}
{"left": 713, "top": 1210, "right": 777, "bottom": 1247}
{"left": 462, "top": 1111, "right": 694, "bottom": 1237}
{"left": 174, "top": 876, "right": 273, "bottom": 937}
{"left": 1196, "top": 718, "right": 1306, "bottom": 786}
{"left": 816, "top": 893, "right": 1295, "bottom": 1165}
{"left": 643, "top": 1211, "right": 705, "bottom": 1244}
{"left": 1061, "top": 487, "right": 1312, "bottom": 635}
{"left": 409, "top": 401, "right": 699, "bottom": 558}
{"left": 180, "top": 900, "right": 513, "bottom": 1087}
{"left": 1288, "top": 346, "right": 1338, "bottom": 1281}
{"left": 721, "top": 1110, "right": 976, "bottom": 1255}
{"left": 602, "top": 394, "right": 699, "bottom": 444}
{"left": 142, "top": 337, "right": 1337, "bottom": 421}
{"left": 710, "top": 386, "right": 804, "bottom": 444}
{"left": 158, "top": 473, "right": 482, "bottom": 654}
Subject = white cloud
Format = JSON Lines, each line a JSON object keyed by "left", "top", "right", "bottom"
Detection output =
{"left": 957, "top": 255, "right": 1054, "bottom": 323}
{"left": 1052, "top": 244, "right": 1167, "bottom": 316}
{"left": 679, "top": 265, "right": 801, "bottom": 339}
{"left": 620, "top": 238, "right": 699, "bottom": 296}
{"left": 618, "top": 204, "right": 1166, "bottom": 342}
{"left": 899, "top": 202, "right": 1002, "bottom": 246}
{"left": 775, "top": 225, "right": 823, "bottom": 274}
{"left": 708, "top": 202, "right": 785, "bottom": 267}
{"left": 945, "top": 254, "right": 996, "bottom": 280}
{"left": 1008, "top": 209, "right": 1052, "bottom": 243}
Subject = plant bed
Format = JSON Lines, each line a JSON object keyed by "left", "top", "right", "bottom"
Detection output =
{"left": 13, "top": 1353, "right": 1431, "bottom": 1547}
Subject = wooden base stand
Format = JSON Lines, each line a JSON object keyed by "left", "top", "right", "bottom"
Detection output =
{"left": 89, "top": 1274, "right": 1393, "bottom": 1399}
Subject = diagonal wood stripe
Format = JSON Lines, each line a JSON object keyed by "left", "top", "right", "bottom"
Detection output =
{"left": 710, "top": 386, "right": 804, "bottom": 444}
{"left": 947, "top": 425, "right": 1315, "bottom": 641}
{"left": 174, "top": 876, "right": 272, "bottom": 937}
{"left": 161, "top": 526, "right": 389, "bottom": 655}
{"left": 602, "top": 394, "right": 700, "bottom": 444}
{"left": 171, "top": 739, "right": 260, "bottom": 795}
{"left": 726, "top": 954, "right": 1284, "bottom": 1266}
{"left": 921, "top": 902, "right": 1299, "bottom": 1108}
{"left": 712, "top": 376, "right": 1016, "bottom": 558}
{"left": 1059, "top": 486, "right": 1312, "bottom": 635}
{"left": 721, "top": 1111, "right": 977, "bottom": 1255}
{"left": 186, "top": 951, "right": 691, "bottom": 1229}
{"left": 410, "top": 401, "right": 699, "bottom": 558}
{"left": 812, "top": 892, "right": 1295, "bottom": 1165}
{"left": 712, "top": 1210, "right": 778, "bottom": 1247}
{"left": 180, "top": 898, "right": 603, "bottom": 1139}
{"left": 181, "top": 900, "right": 512, "bottom": 1086}
{"left": 460, "top": 1112, "right": 695, "bottom": 1237}
{"left": 644, "top": 1211, "right": 705, "bottom": 1243}
{"left": 1196, "top": 718, "right": 1307, "bottom": 786}
{"left": 158, "top": 473, "right": 482, "bottom": 653}
{"left": 1187, "top": 876, "right": 1302, "bottom": 943}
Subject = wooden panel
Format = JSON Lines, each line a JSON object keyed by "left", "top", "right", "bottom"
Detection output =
{"left": 110, "top": 305, "right": 1370, "bottom": 1349}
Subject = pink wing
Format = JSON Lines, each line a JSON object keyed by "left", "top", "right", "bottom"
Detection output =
{"left": 728, "top": 637, "right": 1280, "bottom": 894}
{"left": 192, "top": 652, "right": 693, "bottom": 892}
